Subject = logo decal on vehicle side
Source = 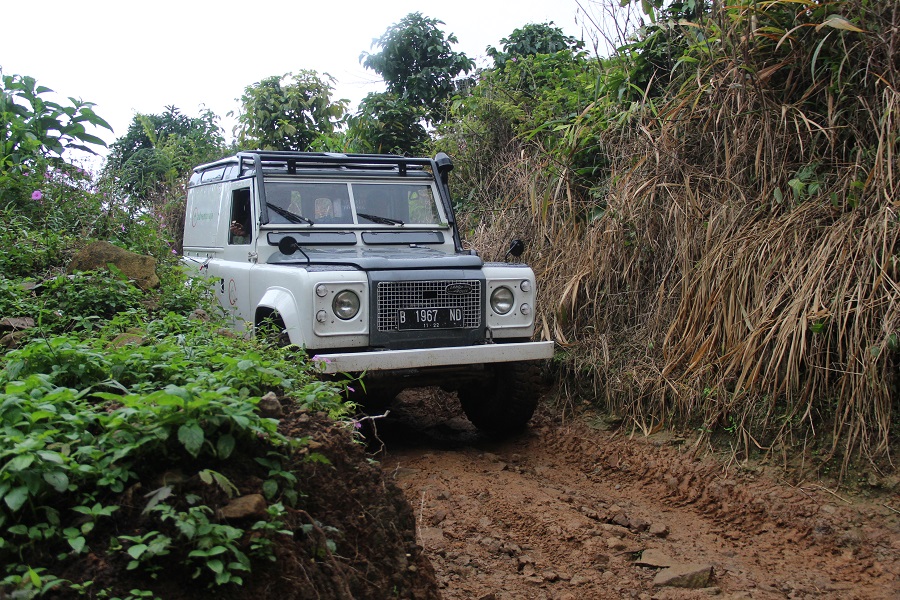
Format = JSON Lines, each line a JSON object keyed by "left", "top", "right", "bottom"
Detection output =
{"left": 228, "top": 279, "right": 238, "bottom": 306}
{"left": 446, "top": 283, "right": 473, "bottom": 295}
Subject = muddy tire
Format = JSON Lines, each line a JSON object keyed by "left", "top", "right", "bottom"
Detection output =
{"left": 458, "top": 361, "right": 542, "bottom": 435}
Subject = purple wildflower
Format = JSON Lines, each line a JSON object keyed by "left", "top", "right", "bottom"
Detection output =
{"left": 31, "top": 190, "right": 43, "bottom": 200}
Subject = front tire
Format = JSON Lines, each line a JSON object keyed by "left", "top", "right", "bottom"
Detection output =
{"left": 457, "top": 361, "right": 542, "bottom": 435}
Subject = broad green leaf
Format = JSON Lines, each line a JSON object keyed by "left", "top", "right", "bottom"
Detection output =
{"left": 37, "top": 451, "right": 63, "bottom": 464}
{"left": 127, "top": 543, "right": 148, "bottom": 559}
{"left": 178, "top": 424, "right": 204, "bottom": 457}
{"left": 216, "top": 434, "right": 236, "bottom": 459}
{"left": 208, "top": 559, "right": 224, "bottom": 574}
{"left": 4, "top": 486, "right": 29, "bottom": 511}
{"left": 43, "top": 470, "right": 69, "bottom": 492}
{"left": 68, "top": 536, "right": 87, "bottom": 553}
{"left": 6, "top": 454, "right": 36, "bottom": 471}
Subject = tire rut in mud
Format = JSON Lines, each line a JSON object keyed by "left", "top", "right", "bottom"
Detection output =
{"left": 371, "top": 388, "right": 899, "bottom": 600}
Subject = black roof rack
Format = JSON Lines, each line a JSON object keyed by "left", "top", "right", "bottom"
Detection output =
{"left": 234, "top": 151, "right": 430, "bottom": 177}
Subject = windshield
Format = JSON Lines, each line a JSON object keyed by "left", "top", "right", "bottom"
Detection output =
{"left": 264, "top": 181, "right": 444, "bottom": 226}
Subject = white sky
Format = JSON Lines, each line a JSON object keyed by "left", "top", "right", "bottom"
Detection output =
{"left": 2, "top": 0, "right": 594, "bottom": 155}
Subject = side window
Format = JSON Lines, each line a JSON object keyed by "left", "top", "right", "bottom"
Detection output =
{"left": 229, "top": 189, "right": 252, "bottom": 245}
{"left": 201, "top": 166, "right": 226, "bottom": 183}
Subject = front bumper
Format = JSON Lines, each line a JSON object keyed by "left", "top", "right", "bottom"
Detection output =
{"left": 314, "top": 341, "right": 554, "bottom": 374}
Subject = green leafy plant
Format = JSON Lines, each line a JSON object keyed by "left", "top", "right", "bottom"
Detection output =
{"left": 116, "top": 530, "right": 172, "bottom": 571}
{"left": 232, "top": 71, "right": 347, "bottom": 152}
{"left": 360, "top": 12, "right": 474, "bottom": 125}
{"left": 0, "top": 72, "right": 111, "bottom": 177}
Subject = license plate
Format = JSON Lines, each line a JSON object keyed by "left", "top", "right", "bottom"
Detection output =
{"left": 397, "top": 307, "right": 465, "bottom": 330}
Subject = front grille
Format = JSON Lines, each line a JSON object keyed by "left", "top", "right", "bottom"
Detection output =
{"left": 377, "top": 280, "right": 482, "bottom": 331}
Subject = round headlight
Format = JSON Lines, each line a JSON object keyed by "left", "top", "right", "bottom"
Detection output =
{"left": 332, "top": 290, "right": 360, "bottom": 320}
{"left": 490, "top": 286, "right": 514, "bottom": 315}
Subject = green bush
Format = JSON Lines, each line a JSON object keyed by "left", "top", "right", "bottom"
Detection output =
{"left": 0, "top": 316, "right": 350, "bottom": 594}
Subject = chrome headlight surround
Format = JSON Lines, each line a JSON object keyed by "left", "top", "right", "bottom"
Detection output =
{"left": 332, "top": 290, "right": 361, "bottom": 320}
{"left": 490, "top": 286, "right": 515, "bottom": 315}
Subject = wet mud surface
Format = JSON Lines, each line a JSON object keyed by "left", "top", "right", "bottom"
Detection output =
{"left": 373, "top": 389, "right": 900, "bottom": 600}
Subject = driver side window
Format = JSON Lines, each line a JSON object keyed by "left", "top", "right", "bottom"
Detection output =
{"left": 229, "top": 188, "right": 252, "bottom": 245}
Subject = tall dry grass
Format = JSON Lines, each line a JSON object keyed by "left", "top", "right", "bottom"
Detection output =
{"left": 457, "top": 0, "right": 899, "bottom": 472}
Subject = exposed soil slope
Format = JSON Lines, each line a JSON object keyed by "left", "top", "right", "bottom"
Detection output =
{"left": 49, "top": 405, "right": 440, "bottom": 600}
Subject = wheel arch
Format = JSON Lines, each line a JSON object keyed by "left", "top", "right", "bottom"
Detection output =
{"left": 255, "top": 287, "right": 306, "bottom": 346}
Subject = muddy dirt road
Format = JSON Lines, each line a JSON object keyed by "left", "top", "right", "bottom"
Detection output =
{"left": 373, "top": 390, "right": 899, "bottom": 600}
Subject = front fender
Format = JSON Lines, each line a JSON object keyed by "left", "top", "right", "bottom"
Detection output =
{"left": 256, "top": 287, "right": 306, "bottom": 347}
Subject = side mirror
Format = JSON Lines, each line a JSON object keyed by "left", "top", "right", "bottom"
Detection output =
{"left": 434, "top": 152, "right": 454, "bottom": 184}
{"left": 505, "top": 239, "right": 525, "bottom": 261}
{"left": 278, "top": 236, "right": 298, "bottom": 255}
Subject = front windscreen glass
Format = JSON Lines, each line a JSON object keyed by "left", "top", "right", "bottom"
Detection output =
{"left": 351, "top": 183, "right": 442, "bottom": 225}
{"left": 263, "top": 181, "right": 443, "bottom": 226}
{"left": 266, "top": 182, "right": 353, "bottom": 225}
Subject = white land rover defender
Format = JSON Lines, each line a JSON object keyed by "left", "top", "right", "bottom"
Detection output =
{"left": 182, "top": 151, "right": 554, "bottom": 433}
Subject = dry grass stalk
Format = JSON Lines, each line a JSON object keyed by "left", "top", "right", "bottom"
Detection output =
{"left": 457, "top": 0, "right": 899, "bottom": 472}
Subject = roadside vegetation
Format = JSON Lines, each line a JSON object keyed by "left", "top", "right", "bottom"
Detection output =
{"left": 441, "top": 0, "right": 898, "bottom": 476}
{"left": 0, "top": 0, "right": 897, "bottom": 595}
{"left": 0, "top": 74, "right": 358, "bottom": 598}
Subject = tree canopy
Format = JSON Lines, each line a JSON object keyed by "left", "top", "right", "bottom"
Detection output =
{"left": 345, "top": 92, "right": 428, "bottom": 156}
{"left": 486, "top": 22, "right": 584, "bottom": 69}
{"left": 233, "top": 70, "right": 347, "bottom": 152}
{"left": 360, "top": 12, "right": 474, "bottom": 124}
{"left": 103, "top": 106, "right": 225, "bottom": 200}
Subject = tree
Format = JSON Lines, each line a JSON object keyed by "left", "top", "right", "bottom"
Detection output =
{"left": 345, "top": 92, "right": 428, "bottom": 155}
{"left": 103, "top": 106, "right": 225, "bottom": 200}
{"left": 361, "top": 13, "right": 474, "bottom": 124}
{"left": 486, "top": 22, "right": 584, "bottom": 69}
{"left": 233, "top": 71, "right": 347, "bottom": 151}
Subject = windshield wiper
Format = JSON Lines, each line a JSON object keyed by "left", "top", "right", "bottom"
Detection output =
{"left": 357, "top": 212, "right": 404, "bottom": 226}
{"left": 266, "top": 202, "right": 314, "bottom": 225}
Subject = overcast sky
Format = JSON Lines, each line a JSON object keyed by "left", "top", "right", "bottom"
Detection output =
{"left": 2, "top": 0, "right": 594, "bottom": 155}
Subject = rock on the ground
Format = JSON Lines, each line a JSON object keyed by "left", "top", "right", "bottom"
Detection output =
{"left": 420, "top": 527, "right": 447, "bottom": 550}
{"left": 68, "top": 241, "right": 159, "bottom": 290}
{"left": 217, "top": 494, "right": 267, "bottom": 520}
{"left": 0, "top": 317, "right": 35, "bottom": 330}
{"left": 258, "top": 392, "right": 284, "bottom": 418}
{"left": 635, "top": 548, "right": 675, "bottom": 568}
{"left": 1, "top": 330, "right": 29, "bottom": 349}
{"left": 653, "top": 563, "right": 715, "bottom": 588}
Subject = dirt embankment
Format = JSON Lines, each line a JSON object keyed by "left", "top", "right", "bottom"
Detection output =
{"left": 376, "top": 390, "right": 899, "bottom": 600}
